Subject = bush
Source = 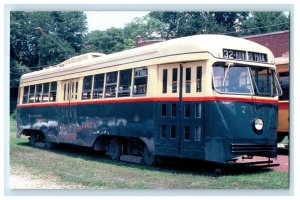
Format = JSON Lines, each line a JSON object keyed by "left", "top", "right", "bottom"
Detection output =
{"left": 11, "top": 109, "right": 17, "bottom": 119}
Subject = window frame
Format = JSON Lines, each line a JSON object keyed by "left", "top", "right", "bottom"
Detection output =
{"left": 185, "top": 67, "right": 191, "bottom": 93}
{"left": 105, "top": 71, "right": 118, "bottom": 98}
{"left": 133, "top": 67, "right": 148, "bottom": 96}
{"left": 49, "top": 81, "right": 57, "bottom": 102}
{"left": 82, "top": 75, "right": 93, "bottom": 100}
{"left": 118, "top": 69, "right": 132, "bottom": 97}
{"left": 93, "top": 73, "right": 105, "bottom": 99}
{"left": 196, "top": 66, "right": 202, "bottom": 93}
{"left": 28, "top": 85, "right": 36, "bottom": 103}
{"left": 22, "top": 86, "right": 29, "bottom": 104}
{"left": 162, "top": 69, "right": 168, "bottom": 94}
{"left": 42, "top": 82, "right": 50, "bottom": 102}
{"left": 35, "top": 84, "right": 42, "bottom": 103}
{"left": 172, "top": 68, "right": 178, "bottom": 93}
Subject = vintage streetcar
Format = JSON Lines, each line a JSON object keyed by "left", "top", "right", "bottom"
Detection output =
{"left": 275, "top": 55, "right": 289, "bottom": 143}
{"left": 16, "top": 34, "right": 282, "bottom": 166}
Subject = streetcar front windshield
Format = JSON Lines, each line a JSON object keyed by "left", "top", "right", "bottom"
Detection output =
{"left": 212, "top": 62, "right": 282, "bottom": 97}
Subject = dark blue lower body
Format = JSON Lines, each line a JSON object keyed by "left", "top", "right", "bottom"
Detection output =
{"left": 17, "top": 100, "right": 278, "bottom": 163}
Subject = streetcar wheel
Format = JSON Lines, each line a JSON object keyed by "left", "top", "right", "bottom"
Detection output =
{"left": 45, "top": 140, "right": 55, "bottom": 149}
{"left": 29, "top": 133, "right": 36, "bottom": 146}
{"left": 42, "top": 134, "right": 55, "bottom": 149}
{"left": 108, "top": 139, "right": 122, "bottom": 161}
{"left": 142, "top": 145, "right": 156, "bottom": 166}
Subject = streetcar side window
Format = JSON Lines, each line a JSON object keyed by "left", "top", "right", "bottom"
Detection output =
{"left": 184, "top": 104, "right": 191, "bottom": 118}
{"left": 93, "top": 73, "right": 105, "bottom": 99}
{"left": 171, "top": 104, "right": 177, "bottom": 117}
{"left": 185, "top": 68, "right": 191, "bottom": 93}
{"left": 279, "top": 72, "right": 289, "bottom": 101}
{"left": 161, "top": 104, "right": 167, "bottom": 117}
{"left": 133, "top": 67, "right": 148, "bottom": 96}
{"left": 75, "top": 81, "right": 78, "bottom": 100}
{"left": 35, "top": 84, "right": 42, "bottom": 103}
{"left": 82, "top": 76, "right": 93, "bottom": 100}
{"left": 195, "top": 103, "right": 201, "bottom": 118}
{"left": 105, "top": 71, "right": 118, "bottom": 98}
{"left": 184, "top": 126, "right": 191, "bottom": 141}
{"left": 23, "top": 86, "right": 29, "bottom": 104}
{"left": 28, "top": 85, "right": 35, "bottom": 103}
{"left": 49, "top": 82, "right": 57, "bottom": 102}
{"left": 195, "top": 126, "right": 201, "bottom": 141}
{"left": 42, "top": 83, "right": 49, "bottom": 102}
{"left": 196, "top": 66, "right": 202, "bottom": 92}
{"left": 172, "top": 68, "right": 178, "bottom": 93}
{"left": 162, "top": 69, "right": 168, "bottom": 93}
{"left": 170, "top": 125, "right": 176, "bottom": 139}
{"left": 118, "top": 69, "right": 132, "bottom": 97}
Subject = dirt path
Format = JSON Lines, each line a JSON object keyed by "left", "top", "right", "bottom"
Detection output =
{"left": 9, "top": 165, "right": 85, "bottom": 189}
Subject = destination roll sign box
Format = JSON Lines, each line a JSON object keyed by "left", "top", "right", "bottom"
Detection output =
{"left": 223, "top": 49, "right": 268, "bottom": 62}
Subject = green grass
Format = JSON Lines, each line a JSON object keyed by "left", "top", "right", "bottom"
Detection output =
{"left": 282, "top": 136, "right": 289, "bottom": 145}
{"left": 9, "top": 116, "right": 289, "bottom": 190}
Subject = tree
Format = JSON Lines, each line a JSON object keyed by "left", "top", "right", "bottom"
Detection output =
{"left": 37, "top": 33, "right": 75, "bottom": 66}
{"left": 10, "top": 59, "right": 31, "bottom": 88}
{"left": 241, "top": 12, "right": 289, "bottom": 36}
{"left": 148, "top": 11, "right": 250, "bottom": 39}
{"left": 210, "top": 12, "right": 249, "bottom": 35}
{"left": 84, "top": 27, "right": 134, "bottom": 54}
{"left": 10, "top": 11, "right": 87, "bottom": 69}
{"left": 10, "top": 11, "right": 88, "bottom": 88}
{"left": 123, "top": 15, "right": 163, "bottom": 39}
{"left": 49, "top": 12, "right": 87, "bottom": 52}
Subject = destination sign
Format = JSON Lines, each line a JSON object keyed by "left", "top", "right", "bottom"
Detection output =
{"left": 223, "top": 49, "right": 246, "bottom": 60}
{"left": 223, "top": 49, "right": 268, "bottom": 63}
{"left": 248, "top": 51, "right": 268, "bottom": 62}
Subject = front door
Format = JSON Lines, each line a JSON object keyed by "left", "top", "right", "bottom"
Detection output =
{"left": 179, "top": 63, "right": 204, "bottom": 159}
{"left": 60, "top": 79, "right": 79, "bottom": 143}
{"left": 156, "top": 62, "right": 204, "bottom": 159}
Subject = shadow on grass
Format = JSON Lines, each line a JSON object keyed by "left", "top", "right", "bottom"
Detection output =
{"left": 16, "top": 141, "right": 274, "bottom": 177}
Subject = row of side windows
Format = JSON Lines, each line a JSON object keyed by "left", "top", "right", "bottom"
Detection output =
{"left": 162, "top": 66, "right": 202, "bottom": 94}
{"left": 161, "top": 103, "right": 202, "bottom": 118}
{"left": 82, "top": 67, "right": 148, "bottom": 100}
{"left": 160, "top": 125, "right": 202, "bottom": 141}
{"left": 22, "top": 82, "right": 57, "bottom": 104}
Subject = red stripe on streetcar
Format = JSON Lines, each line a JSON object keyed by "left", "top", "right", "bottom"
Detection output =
{"left": 17, "top": 96, "right": 278, "bottom": 107}
{"left": 278, "top": 101, "right": 289, "bottom": 109}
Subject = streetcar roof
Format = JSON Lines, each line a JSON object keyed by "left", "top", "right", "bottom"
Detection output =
{"left": 20, "top": 34, "right": 275, "bottom": 83}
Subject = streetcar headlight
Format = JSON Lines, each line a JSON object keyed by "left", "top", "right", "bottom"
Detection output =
{"left": 254, "top": 118, "right": 264, "bottom": 131}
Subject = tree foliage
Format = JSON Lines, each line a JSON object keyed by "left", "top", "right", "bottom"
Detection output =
{"left": 148, "top": 11, "right": 249, "bottom": 39}
{"left": 10, "top": 59, "right": 31, "bottom": 88}
{"left": 84, "top": 27, "right": 135, "bottom": 54}
{"left": 241, "top": 12, "right": 289, "bottom": 36}
{"left": 10, "top": 11, "right": 289, "bottom": 89}
{"left": 123, "top": 16, "right": 163, "bottom": 39}
{"left": 10, "top": 11, "right": 87, "bottom": 87}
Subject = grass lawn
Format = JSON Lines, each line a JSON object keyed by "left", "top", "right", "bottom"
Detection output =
{"left": 9, "top": 116, "right": 289, "bottom": 190}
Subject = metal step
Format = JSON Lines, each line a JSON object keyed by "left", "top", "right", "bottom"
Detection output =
{"left": 228, "top": 159, "right": 279, "bottom": 168}
{"left": 120, "top": 155, "right": 143, "bottom": 164}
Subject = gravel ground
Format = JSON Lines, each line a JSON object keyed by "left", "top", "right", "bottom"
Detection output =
{"left": 9, "top": 165, "right": 85, "bottom": 189}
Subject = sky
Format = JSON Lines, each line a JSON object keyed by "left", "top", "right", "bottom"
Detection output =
{"left": 85, "top": 11, "right": 150, "bottom": 32}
